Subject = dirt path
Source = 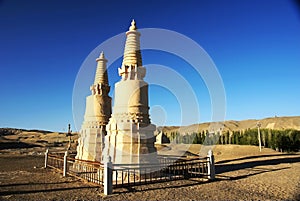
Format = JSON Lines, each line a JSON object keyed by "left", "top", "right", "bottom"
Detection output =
{"left": 0, "top": 149, "right": 299, "bottom": 200}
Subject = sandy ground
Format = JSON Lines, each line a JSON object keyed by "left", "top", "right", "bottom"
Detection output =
{"left": 0, "top": 145, "right": 299, "bottom": 201}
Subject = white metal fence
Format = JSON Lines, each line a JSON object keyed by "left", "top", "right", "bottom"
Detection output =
{"left": 45, "top": 149, "right": 215, "bottom": 195}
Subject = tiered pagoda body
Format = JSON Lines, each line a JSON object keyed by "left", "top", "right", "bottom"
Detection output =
{"left": 76, "top": 52, "right": 112, "bottom": 162}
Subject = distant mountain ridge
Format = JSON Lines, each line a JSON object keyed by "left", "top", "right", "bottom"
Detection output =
{"left": 158, "top": 116, "right": 300, "bottom": 135}
{"left": 1, "top": 116, "right": 300, "bottom": 136}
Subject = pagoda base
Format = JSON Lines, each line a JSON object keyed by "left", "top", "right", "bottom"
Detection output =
{"left": 75, "top": 126, "right": 105, "bottom": 162}
{"left": 103, "top": 120, "right": 158, "bottom": 165}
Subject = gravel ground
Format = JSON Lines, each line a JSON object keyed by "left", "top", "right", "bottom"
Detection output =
{"left": 0, "top": 150, "right": 299, "bottom": 200}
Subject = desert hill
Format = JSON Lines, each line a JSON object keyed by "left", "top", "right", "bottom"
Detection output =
{"left": 158, "top": 116, "right": 300, "bottom": 135}
{"left": 0, "top": 128, "right": 78, "bottom": 153}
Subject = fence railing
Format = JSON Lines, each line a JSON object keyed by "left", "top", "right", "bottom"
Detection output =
{"left": 45, "top": 149, "right": 215, "bottom": 195}
{"left": 111, "top": 157, "right": 209, "bottom": 187}
{"left": 46, "top": 150, "right": 105, "bottom": 184}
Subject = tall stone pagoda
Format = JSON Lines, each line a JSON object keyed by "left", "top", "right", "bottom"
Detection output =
{"left": 103, "top": 20, "right": 158, "bottom": 164}
{"left": 76, "top": 52, "right": 112, "bottom": 162}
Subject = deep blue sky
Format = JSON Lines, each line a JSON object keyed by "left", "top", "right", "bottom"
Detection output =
{"left": 0, "top": 0, "right": 299, "bottom": 131}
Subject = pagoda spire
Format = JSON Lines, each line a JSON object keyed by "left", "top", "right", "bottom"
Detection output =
{"left": 90, "top": 51, "right": 110, "bottom": 96}
{"left": 94, "top": 51, "right": 108, "bottom": 85}
{"left": 119, "top": 19, "right": 144, "bottom": 80}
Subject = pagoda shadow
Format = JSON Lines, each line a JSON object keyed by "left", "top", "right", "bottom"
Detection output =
{"left": 215, "top": 156, "right": 300, "bottom": 181}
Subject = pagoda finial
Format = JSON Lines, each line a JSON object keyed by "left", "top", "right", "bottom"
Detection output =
{"left": 129, "top": 19, "right": 137, "bottom": 31}
{"left": 96, "top": 51, "right": 107, "bottom": 62}
{"left": 99, "top": 51, "right": 105, "bottom": 59}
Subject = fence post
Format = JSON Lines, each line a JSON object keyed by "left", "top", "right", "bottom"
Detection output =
{"left": 44, "top": 149, "right": 49, "bottom": 168}
{"left": 207, "top": 150, "right": 215, "bottom": 180}
{"left": 104, "top": 156, "right": 113, "bottom": 195}
{"left": 63, "top": 150, "right": 68, "bottom": 177}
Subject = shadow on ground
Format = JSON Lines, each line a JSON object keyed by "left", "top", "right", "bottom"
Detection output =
{"left": 216, "top": 153, "right": 297, "bottom": 164}
{"left": 216, "top": 155, "right": 300, "bottom": 175}
{"left": 0, "top": 142, "right": 41, "bottom": 150}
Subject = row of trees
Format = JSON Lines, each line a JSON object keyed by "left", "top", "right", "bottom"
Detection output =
{"left": 168, "top": 129, "right": 300, "bottom": 152}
